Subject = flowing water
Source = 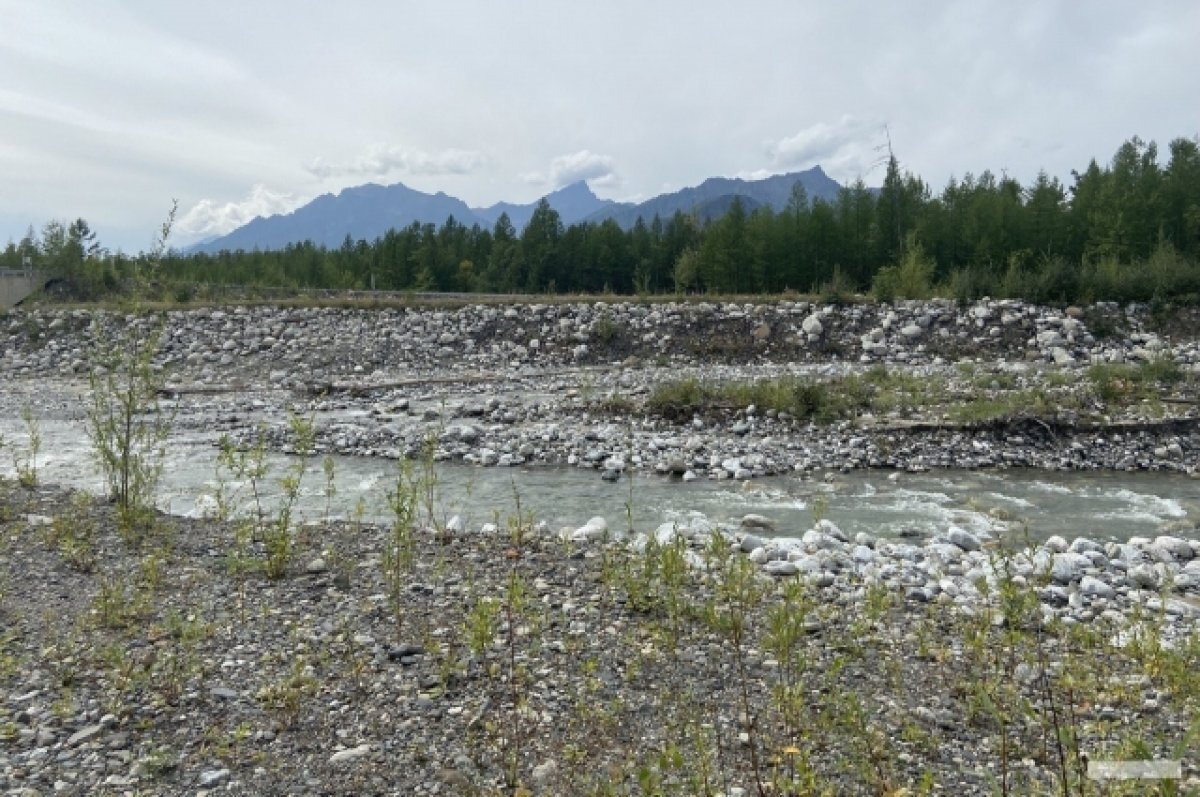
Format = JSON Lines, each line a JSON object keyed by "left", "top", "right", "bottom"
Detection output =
{"left": 3, "top": 419, "right": 1198, "bottom": 543}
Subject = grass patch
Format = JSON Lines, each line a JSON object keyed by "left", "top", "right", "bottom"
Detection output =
{"left": 644, "top": 366, "right": 1113, "bottom": 428}
{"left": 1087, "top": 357, "right": 1186, "bottom": 405}
{"left": 646, "top": 367, "right": 958, "bottom": 424}
{"left": 647, "top": 374, "right": 874, "bottom": 422}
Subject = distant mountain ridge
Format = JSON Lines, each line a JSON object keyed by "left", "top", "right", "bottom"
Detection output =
{"left": 584, "top": 167, "right": 841, "bottom": 227}
{"left": 190, "top": 183, "right": 482, "bottom": 254}
{"left": 189, "top": 166, "right": 852, "bottom": 254}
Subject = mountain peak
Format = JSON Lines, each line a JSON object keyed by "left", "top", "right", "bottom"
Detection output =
{"left": 550, "top": 180, "right": 597, "bottom": 199}
{"left": 471, "top": 179, "right": 617, "bottom": 230}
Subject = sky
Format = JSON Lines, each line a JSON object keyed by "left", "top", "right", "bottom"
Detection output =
{"left": 2, "top": 1, "right": 1198, "bottom": 253}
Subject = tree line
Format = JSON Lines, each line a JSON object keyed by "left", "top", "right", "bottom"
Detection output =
{"left": 5, "top": 135, "right": 1199, "bottom": 305}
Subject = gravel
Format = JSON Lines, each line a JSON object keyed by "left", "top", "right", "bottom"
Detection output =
{"left": 3, "top": 297, "right": 1200, "bottom": 794}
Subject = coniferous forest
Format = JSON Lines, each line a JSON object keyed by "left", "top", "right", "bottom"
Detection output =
{"left": 6, "top": 135, "right": 1200, "bottom": 305}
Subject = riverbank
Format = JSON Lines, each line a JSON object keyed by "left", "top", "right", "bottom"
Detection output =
{"left": 1, "top": 481, "right": 1198, "bottom": 795}
{"left": 2, "top": 299, "right": 1200, "bottom": 480}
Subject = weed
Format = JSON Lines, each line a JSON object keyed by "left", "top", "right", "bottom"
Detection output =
{"left": 762, "top": 579, "right": 814, "bottom": 749}
{"left": 808, "top": 493, "right": 829, "bottom": 525}
{"left": 321, "top": 454, "right": 337, "bottom": 527}
{"left": 262, "top": 415, "right": 315, "bottom": 579}
{"left": 595, "top": 394, "right": 636, "bottom": 415}
{"left": 702, "top": 532, "right": 769, "bottom": 796}
{"left": 817, "top": 265, "right": 857, "bottom": 305}
{"left": 382, "top": 459, "right": 418, "bottom": 639}
{"left": 138, "top": 745, "right": 179, "bottom": 779}
{"left": 92, "top": 572, "right": 150, "bottom": 629}
{"left": 214, "top": 416, "right": 314, "bottom": 581}
{"left": 608, "top": 530, "right": 693, "bottom": 654}
{"left": 647, "top": 375, "right": 870, "bottom": 423}
{"left": 13, "top": 406, "right": 40, "bottom": 487}
{"left": 256, "top": 653, "right": 318, "bottom": 727}
{"left": 1087, "top": 355, "right": 1187, "bottom": 407}
{"left": 499, "top": 568, "right": 532, "bottom": 791}
{"left": 43, "top": 494, "right": 98, "bottom": 572}
{"left": 593, "top": 311, "right": 619, "bottom": 345}
{"left": 214, "top": 429, "right": 268, "bottom": 527}
{"left": 465, "top": 595, "right": 500, "bottom": 657}
{"left": 214, "top": 429, "right": 267, "bottom": 611}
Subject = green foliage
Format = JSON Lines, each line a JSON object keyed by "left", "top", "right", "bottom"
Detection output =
{"left": 643, "top": 364, "right": 1147, "bottom": 429}
{"left": 212, "top": 417, "right": 314, "bottom": 582}
{"left": 382, "top": 458, "right": 418, "bottom": 638}
{"left": 816, "top": 265, "right": 857, "bottom": 304}
{"left": 43, "top": 494, "right": 98, "bottom": 572}
{"left": 92, "top": 572, "right": 151, "bottom": 629}
{"left": 262, "top": 415, "right": 315, "bottom": 580}
{"left": 84, "top": 319, "right": 171, "bottom": 538}
{"left": 1087, "top": 355, "right": 1186, "bottom": 405}
{"left": 256, "top": 654, "right": 318, "bottom": 727}
{"left": 872, "top": 236, "right": 935, "bottom": 301}
{"left": 607, "top": 531, "right": 693, "bottom": 654}
{"left": 592, "top": 311, "right": 619, "bottom": 344}
{"left": 12, "top": 406, "right": 40, "bottom": 488}
{"left": 647, "top": 373, "right": 874, "bottom": 423}
{"left": 465, "top": 595, "right": 500, "bottom": 656}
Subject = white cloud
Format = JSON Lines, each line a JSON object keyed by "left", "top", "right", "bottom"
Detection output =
{"left": 734, "top": 168, "right": 775, "bottom": 181}
{"left": 589, "top": 171, "right": 619, "bottom": 188}
{"left": 547, "top": 150, "right": 617, "bottom": 188}
{"left": 767, "top": 116, "right": 884, "bottom": 180}
{"left": 177, "top": 184, "right": 300, "bottom": 238}
{"left": 306, "top": 144, "right": 485, "bottom": 180}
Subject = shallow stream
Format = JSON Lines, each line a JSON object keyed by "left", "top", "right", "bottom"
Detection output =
{"left": 3, "top": 419, "right": 1198, "bottom": 544}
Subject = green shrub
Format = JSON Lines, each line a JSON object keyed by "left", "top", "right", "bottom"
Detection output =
{"left": 816, "top": 265, "right": 856, "bottom": 305}
{"left": 84, "top": 320, "right": 171, "bottom": 538}
{"left": 872, "top": 238, "right": 935, "bottom": 301}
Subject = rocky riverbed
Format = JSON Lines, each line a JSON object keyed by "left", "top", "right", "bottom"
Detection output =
{"left": 3, "top": 298, "right": 1200, "bottom": 481}
{"left": 2, "top": 297, "right": 1200, "bottom": 794}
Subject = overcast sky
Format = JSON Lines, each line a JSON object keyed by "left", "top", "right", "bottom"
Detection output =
{"left": 2, "top": 1, "right": 1198, "bottom": 252}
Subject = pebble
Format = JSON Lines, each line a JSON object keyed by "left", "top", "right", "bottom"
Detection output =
{"left": 329, "top": 744, "right": 372, "bottom": 764}
{"left": 198, "top": 768, "right": 230, "bottom": 786}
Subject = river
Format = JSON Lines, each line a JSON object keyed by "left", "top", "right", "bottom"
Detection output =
{"left": 3, "top": 418, "right": 1196, "bottom": 544}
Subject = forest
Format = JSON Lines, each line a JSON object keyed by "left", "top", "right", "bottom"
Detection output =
{"left": 5, "top": 135, "right": 1200, "bottom": 305}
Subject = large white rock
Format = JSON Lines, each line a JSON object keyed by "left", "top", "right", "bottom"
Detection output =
{"left": 1154, "top": 535, "right": 1195, "bottom": 561}
{"left": 1050, "top": 552, "right": 1091, "bottom": 584}
{"left": 763, "top": 560, "right": 799, "bottom": 577}
{"left": 741, "top": 514, "right": 775, "bottom": 531}
{"left": 1037, "top": 329, "right": 1064, "bottom": 347}
{"left": 571, "top": 516, "right": 609, "bottom": 542}
{"left": 1080, "top": 575, "right": 1115, "bottom": 599}
{"left": 947, "top": 527, "right": 982, "bottom": 552}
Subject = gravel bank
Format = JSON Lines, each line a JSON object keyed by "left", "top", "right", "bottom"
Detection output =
{"left": 3, "top": 299, "right": 1200, "bottom": 480}
{"left": 2, "top": 484, "right": 1198, "bottom": 795}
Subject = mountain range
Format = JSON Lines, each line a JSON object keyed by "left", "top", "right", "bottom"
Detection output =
{"left": 188, "top": 166, "right": 846, "bottom": 254}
